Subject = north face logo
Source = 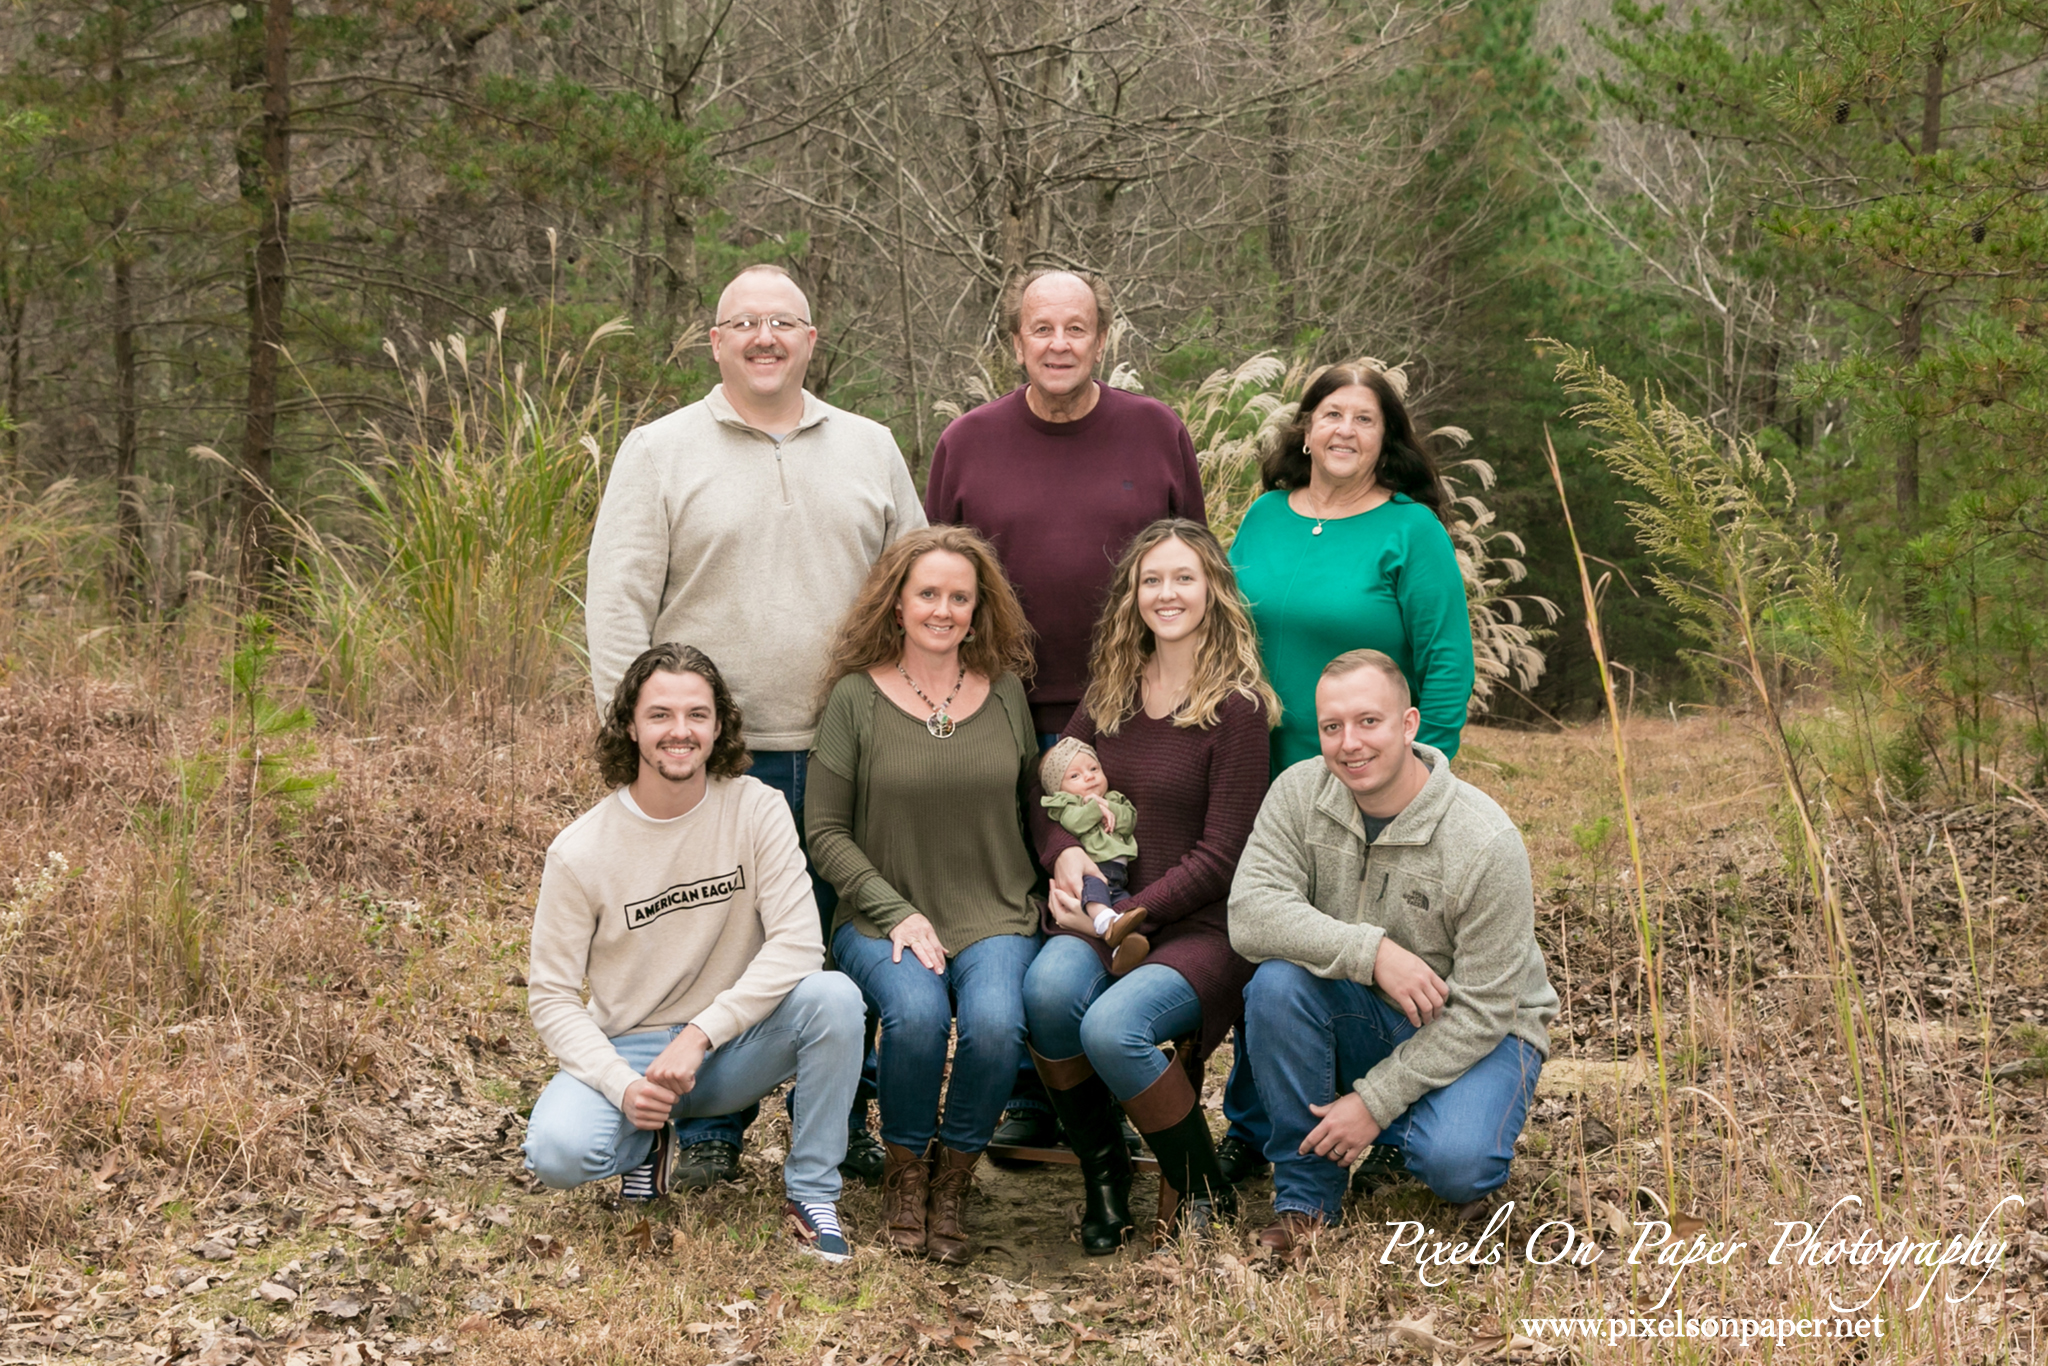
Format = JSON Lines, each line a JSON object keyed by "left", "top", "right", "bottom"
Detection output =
{"left": 624, "top": 866, "right": 747, "bottom": 930}
{"left": 1403, "top": 888, "right": 1430, "bottom": 913}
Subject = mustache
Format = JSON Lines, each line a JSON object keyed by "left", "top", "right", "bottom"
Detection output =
{"left": 742, "top": 344, "right": 786, "bottom": 358}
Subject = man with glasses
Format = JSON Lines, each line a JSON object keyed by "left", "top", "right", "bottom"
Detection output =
{"left": 587, "top": 263, "right": 924, "bottom": 1190}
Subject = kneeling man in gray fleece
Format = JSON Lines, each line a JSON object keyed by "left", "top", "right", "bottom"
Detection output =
{"left": 1229, "top": 648, "right": 1558, "bottom": 1259}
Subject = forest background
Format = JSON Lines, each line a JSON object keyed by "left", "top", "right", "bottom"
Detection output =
{"left": 4, "top": 1, "right": 2048, "bottom": 1362}
{"left": 4, "top": 0, "right": 2045, "bottom": 755}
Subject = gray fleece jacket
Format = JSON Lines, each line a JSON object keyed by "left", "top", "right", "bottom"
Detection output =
{"left": 585, "top": 386, "right": 925, "bottom": 749}
{"left": 1229, "top": 745, "right": 1558, "bottom": 1127}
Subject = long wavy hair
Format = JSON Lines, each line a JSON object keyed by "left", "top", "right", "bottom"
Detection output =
{"left": 1081, "top": 519, "right": 1280, "bottom": 734}
{"left": 817, "top": 525, "right": 1038, "bottom": 699}
{"left": 1259, "top": 363, "right": 1449, "bottom": 523}
{"left": 597, "top": 643, "right": 753, "bottom": 788}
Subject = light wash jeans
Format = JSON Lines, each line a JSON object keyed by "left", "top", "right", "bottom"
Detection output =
{"left": 1242, "top": 960, "right": 1542, "bottom": 1217}
{"left": 523, "top": 971, "right": 863, "bottom": 1203}
{"left": 831, "top": 923, "right": 1037, "bottom": 1154}
{"left": 677, "top": 748, "right": 856, "bottom": 1150}
{"left": 1021, "top": 933, "right": 1202, "bottom": 1101}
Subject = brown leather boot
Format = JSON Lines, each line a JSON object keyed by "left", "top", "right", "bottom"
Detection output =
{"left": 925, "top": 1146, "right": 980, "bottom": 1265}
{"left": 1256, "top": 1211, "right": 1325, "bottom": 1264}
{"left": 882, "top": 1141, "right": 929, "bottom": 1255}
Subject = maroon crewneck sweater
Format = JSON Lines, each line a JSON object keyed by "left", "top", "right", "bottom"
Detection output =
{"left": 1032, "top": 690, "right": 1271, "bottom": 1063}
{"left": 924, "top": 384, "right": 1205, "bottom": 734}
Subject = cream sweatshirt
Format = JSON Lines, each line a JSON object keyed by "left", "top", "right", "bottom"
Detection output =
{"left": 585, "top": 386, "right": 926, "bottom": 749}
{"left": 527, "top": 776, "right": 823, "bottom": 1109}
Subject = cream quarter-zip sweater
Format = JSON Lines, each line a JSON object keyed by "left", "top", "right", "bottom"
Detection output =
{"left": 527, "top": 776, "right": 823, "bottom": 1109}
{"left": 1229, "top": 746, "right": 1557, "bottom": 1128}
{"left": 585, "top": 386, "right": 926, "bottom": 748}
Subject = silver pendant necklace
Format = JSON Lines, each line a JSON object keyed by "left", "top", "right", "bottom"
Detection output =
{"left": 898, "top": 661, "right": 966, "bottom": 738}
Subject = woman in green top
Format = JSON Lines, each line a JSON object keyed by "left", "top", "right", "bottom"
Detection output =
{"left": 1228, "top": 363, "right": 1475, "bottom": 771}
{"left": 1218, "top": 365, "right": 1477, "bottom": 1190}
{"left": 806, "top": 525, "right": 1041, "bottom": 1267}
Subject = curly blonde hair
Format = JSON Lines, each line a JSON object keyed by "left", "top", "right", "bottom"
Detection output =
{"left": 817, "top": 525, "right": 1038, "bottom": 699}
{"left": 1080, "top": 519, "right": 1280, "bottom": 734}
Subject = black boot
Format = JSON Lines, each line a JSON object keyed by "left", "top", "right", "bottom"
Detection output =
{"left": 1124, "top": 1062, "right": 1236, "bottom": 1245}
{"left": 1031, "top": 1048, "right": 1134, "bottom": 1255}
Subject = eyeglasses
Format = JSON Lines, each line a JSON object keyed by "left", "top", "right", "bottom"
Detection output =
{"left": 714, "top": 313, "right": 811, "bottom": 335}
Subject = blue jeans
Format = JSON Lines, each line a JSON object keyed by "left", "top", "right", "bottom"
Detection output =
{"left": 832, "top": 923, "right": 1038, "bottom": 1153}
{"left": 1222, "top": 1031, "right": 1269, "bottom": 1150}
{"left": 1022, "top": 933, "right": 1202, "bottom": 1100}
{"left": 522, "top": 972, "right": 863, "bottom": 1202}
{"left": 1242, "top": 960, "right": 1542, "bottom": 1216}
{"left": 1003, "top": 728, "right": 1073, "bottom": 1118}
{"left": 677, "top": 748, "right": 856, "bottom": 1149}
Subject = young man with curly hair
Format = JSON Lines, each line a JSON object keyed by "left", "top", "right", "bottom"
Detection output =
{"left": 522, "top": 644, "right": 866, "bottom": 1262}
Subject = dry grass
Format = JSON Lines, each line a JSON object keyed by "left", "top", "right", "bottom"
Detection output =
{"left": 2, "top": 647, "right": 2045, "bottom": 1364}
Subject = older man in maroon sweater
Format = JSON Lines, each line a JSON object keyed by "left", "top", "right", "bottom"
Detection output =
{"left": 924, "top": 269, "right": 1206, "bottom": 738}
{"left": 923, "top": 267, "right": 1206, "bottom": 1152}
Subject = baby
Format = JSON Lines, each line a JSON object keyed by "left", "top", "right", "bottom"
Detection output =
{"left": 1039, "top": 737, "right": 1150, "bottom": 975}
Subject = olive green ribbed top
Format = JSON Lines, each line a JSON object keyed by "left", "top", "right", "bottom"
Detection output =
{"left": 806, "top": 670, "right": 1040, "bottom": 956}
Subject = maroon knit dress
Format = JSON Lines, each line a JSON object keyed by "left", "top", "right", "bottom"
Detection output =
{"left": 1033, "top": 689, "right": 1271, "bottom": 1063}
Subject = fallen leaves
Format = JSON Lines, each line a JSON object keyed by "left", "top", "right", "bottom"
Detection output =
{"left": 1388, "top": 1312, "right": 1461, "bottom": 1354}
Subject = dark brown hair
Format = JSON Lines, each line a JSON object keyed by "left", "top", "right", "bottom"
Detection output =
{"left": 1260, "top": 363, "right": 1449, "bottom": 522}
{"left": 999, "top": 267, "right": 1114, "bottom": 339}
{"left": 817, "top": 526, "right": 1037, "bottom": 700}
{"left": 597, "top": 644, "right": 753, "bottom": 788}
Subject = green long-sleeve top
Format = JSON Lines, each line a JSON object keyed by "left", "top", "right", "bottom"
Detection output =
{"left": 1229, "top": 490, "right": 1474, "bottom": 771}
{"left": 1040, "top": 789, "right": 1138, "bottom": 863}
{"left": 806, "top": 670, "right": 1040, "bottom": 956}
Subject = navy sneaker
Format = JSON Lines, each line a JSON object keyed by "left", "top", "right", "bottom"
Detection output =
{"left": 786, "top": 1200, "right": 852, "bottom": 1264}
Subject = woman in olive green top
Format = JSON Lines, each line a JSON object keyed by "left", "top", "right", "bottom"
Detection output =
{"left": 806, "top": 525, "right": 1041, "bottom": 1266}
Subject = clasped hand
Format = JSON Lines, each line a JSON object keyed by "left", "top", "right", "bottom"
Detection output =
{"left": 1301, "top": 1091, "right": 1382, "bottom": 1166}
{"left": 622, "top": 1023, "right": 711, "bottom": 1130}
{"left": 1374, "top": 936, "right": 1448, "bottom": 1027}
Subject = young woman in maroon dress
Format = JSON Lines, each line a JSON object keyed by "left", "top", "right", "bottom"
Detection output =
{"left": 1021, "top": 518, "right": 1277, "bottom": 1250}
